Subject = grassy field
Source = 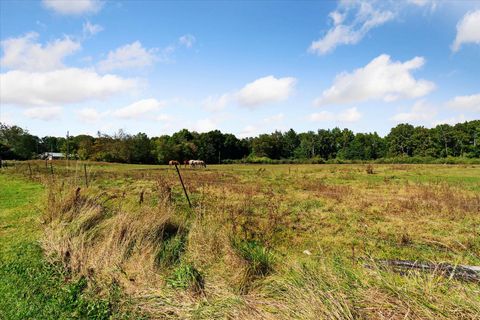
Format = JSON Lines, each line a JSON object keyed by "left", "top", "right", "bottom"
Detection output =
{"left": 1, "top": 162, "right": 480, "bottom": 319}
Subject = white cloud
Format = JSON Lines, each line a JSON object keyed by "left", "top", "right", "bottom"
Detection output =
{"left": 309, "top": 107, "right": 362, "bottom": 122}
{"left": 309, "top": 1, "right": 394, "bottom": 55}
{"left": 391, "top": 100, "right": 437, "bottom": 123}
{"left": 178, "top": 34, "right": 196, "bottom": 48}
{"left": 83, "top": 21, "right": 103, "bottom": 37}
{"left": 236, "top": 75, "right": 297, "bottom": 107}
{"left": 446, "top": 93, "right": 480, "bottom": 112}
{"left": 452, "top": 10, "right": 480, "bottom": 52}
{"left": 0, "top": 68, "right": 137, "bottom": 106}
{"left": 1, "top": 32, "right": 81, "bottom": 72}
{"left": 97, "top": 41, "right": 157, "bottom": 72}
{"left": 112, "top": 98, "right": 165, "bottom": 119}
{"left": 23, "top": 106, "right": 62, "bottom": 121}
{"left": 76, "top": 107, "right": 104, "bottom": 123}
{"left": 201, "top": 76, "right": 296, "bottom": 110}
{"left": 201, "top": 93, "right": 231, "bottom": 111}
{"left": 329, "top": 11, "right": 345, "bottom": 26}
{"left": 97, "top": 35, "right": 196, "bottom": 72}
{"left": 314, "top": 54, "right": 435, "bottom": 106}
{"left": 42, "top": 0, "right": 103, "bottom": 15}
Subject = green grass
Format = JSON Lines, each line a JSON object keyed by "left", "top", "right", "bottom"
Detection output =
{"left": 0, "top": 174, "right": 122, "bottom": 319}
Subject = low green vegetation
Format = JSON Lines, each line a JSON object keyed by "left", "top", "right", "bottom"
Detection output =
{"left": 1, "top": 162, "right": 479, "bottom": 319}
{"left": 0, "top": 175, "right": 132, "bottom": 319}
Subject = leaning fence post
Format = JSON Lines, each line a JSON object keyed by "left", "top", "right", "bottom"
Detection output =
{"left": 50, "top": 163, "right": 54, "bottom": 177}
{"left": 174, "top": 163, "right": 192, "bottom": 208}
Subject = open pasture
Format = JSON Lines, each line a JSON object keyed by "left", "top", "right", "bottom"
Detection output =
{"left": 1, "top": 162, "right": 480, "bottom": 319}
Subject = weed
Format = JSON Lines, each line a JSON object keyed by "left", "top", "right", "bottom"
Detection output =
{"left": 167, "top": 263, "right": 205, "bottom": 294}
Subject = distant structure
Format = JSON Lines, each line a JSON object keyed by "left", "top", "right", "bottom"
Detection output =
{"left": 40, "top": 152, "right": 64, "bottom": 160}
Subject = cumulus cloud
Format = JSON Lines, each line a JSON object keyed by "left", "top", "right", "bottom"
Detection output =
{"left": 97, "top": 41, "right": 157, "bottom": 72}
{"left": 237, "top": 75, "right": 297, "bottom": 107}
{"left": 309, "top": 1, "right": 394, "bottom": 55}
{"left": 23, "top": 106, "right": 62, "bottom": 120}
{"left": 97, "top": 35, "right": 196, "bottom": 72}
{"left": 178, "top": 34, "right": 196, "bottom": 48}
{"left": 309, "top": 107, "right": 362, "bottom": 122}
{"left": 0, "top": 68, "right": 137, "bottom": 106}
{"left": 42, "top": 0, "right": 103, "bottom": 15}
{"left": 452, "top": 10, "right": 480, "bottom": 52}
{"left": 446, "top": 93, "right": 480, "bottom": 112}
{"left": 83, "top": 21, "right": 103, "bottom": 37}
{"left": 112, "top": 98, "right": 165, "bottom": 119}
{"left": 0, "top": 32, "right": 81, "bottom": 72}
{"left": 391, "top": 100, "right": 437, "bottom": 123}
{"left": 201, "top": 76, "right": 296, "bottom": 110}
{"left": 314, "top": 54, "right": 435, "bottom": 106}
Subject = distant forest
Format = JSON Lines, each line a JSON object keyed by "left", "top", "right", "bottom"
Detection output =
{"left": 1, "top": 120, "right": 479, "bottom": 164}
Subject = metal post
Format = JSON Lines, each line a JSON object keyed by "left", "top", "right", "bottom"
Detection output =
{"left": 174, "top": 164, "right": 192, "bottom": 208}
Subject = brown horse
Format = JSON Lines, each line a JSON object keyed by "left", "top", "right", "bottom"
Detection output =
{"left": 183, "top": 160, "right": 189, "bottom": 168}
{"left": 169, "top": 160, "right": 179, "bottom": 168}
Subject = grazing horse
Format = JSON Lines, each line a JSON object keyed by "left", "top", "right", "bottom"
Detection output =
{"left": 183, "top": 160, "right": 190, "bottom": 168}
{"left": 169, "top": 160, "right": 180, "bottom": 168}
{"left": 189, "top": 160, "right": 206, "bottom": 168}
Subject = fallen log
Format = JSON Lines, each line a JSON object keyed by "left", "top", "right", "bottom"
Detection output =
{"left": 367, "top": 259, "right": 480, "bottom": 283}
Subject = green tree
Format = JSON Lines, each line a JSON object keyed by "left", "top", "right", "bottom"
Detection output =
{"left": 386, "top": 124, "right": 415, "bottom": 157}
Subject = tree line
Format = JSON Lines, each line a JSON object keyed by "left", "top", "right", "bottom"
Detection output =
{"left": 1, "top": 121, "right": 479, "bottom": 164}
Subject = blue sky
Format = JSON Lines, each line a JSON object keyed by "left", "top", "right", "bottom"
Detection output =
{"left": 0, "top": 0, "right": 479, "bottom": 138}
